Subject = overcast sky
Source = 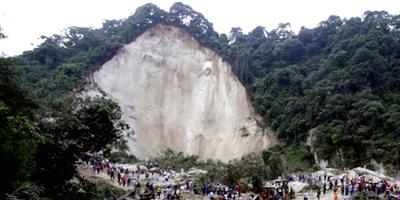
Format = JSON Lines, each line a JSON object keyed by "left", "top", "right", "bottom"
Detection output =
{"left": 1, "top": 0, "right": 399, "bottom": 56}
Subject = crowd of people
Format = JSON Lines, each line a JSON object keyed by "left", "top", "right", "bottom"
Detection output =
{"left": 202, "top": 183, "right": 242, "bottom": 199}
{"left": 81, "top": 153, "right": 243, "bottom": 199}
{"left": 82, "top": 153, "right": 188, "bottom": 199}
{"left": 257, "top": 180, "right": 293, "bottom": 200}
{"left": 244, "top": 171, "right": 400, "bottom": 200}
{"left": 318, "top": 172, "right": 400, "bottom": 200}
{"left": 295, "top": 170, "right": 400, "bottom": 200}
{"left": 80, "top": 154, "right": 400, "bottom": 200}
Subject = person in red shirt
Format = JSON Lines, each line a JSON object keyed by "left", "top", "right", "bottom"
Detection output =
{"left": 235, "top": 184, "right": 241, "bottom": 197}
{"left": 121, "top": 174, "right": 126, "bottom": 187}
{"left": 260, "top": 189, "right": 268, "bottom": 199}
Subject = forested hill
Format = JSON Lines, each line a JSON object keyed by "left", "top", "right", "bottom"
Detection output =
{"left": 14, "top": 2, "right": 400, "bottom": 170}
{"left": 232, "top": 12, "right": 400, "bottom": 169}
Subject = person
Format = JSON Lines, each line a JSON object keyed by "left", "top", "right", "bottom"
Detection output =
{"left": 208, "top": 191, "right": 215, "bottom": 200}
{"left": 235, "top": 183, "right": 241, "bottom": 197}
{"left": 117, "top": 170, "right": 121, "bottom": 186}
{"left": 174, "top": 186, "right": 180, "bottom": 199}
{"left": 216, "top": 184, "right": 221, "bottom": 195}
{"left": 166, "top": 187, "right": 172, "bottom": 200}
{"left": 110, "top": 168, "right": 115, "bottom": 181}
{"left": 334, "top": 188, "right": 338, "bottom": 200}
{"left": 130, "top": 185, "right": 137, "bottom": 198}
{"left": 260, "top": 189, "right": 267, "bottom": 199}
{"left": 317, "top": 188, "right": 321, "bottom": 200}
{"left": 136, "top": 181, "right": 141, "bottom": 189}
{"left": 341, "top": 184, "right": 345, "bottom": 195}
{"left": 121, "top": 174, "right": 126, "bottom": 187}
{"left": 303, "top": 190, "right": 309, "bottom": 200}
{"left": 156, "top": 186, "right": 161, "bottom": 199}
{"left": 384, "top": 185, "right": 391, "bottom": 199}
{"left": 278, "top": 187, "right": 284, "bottom": 197}
{"left": 289, "top": 187, "right": 295, "bottom": 200}
{"left": 127, "top": 174, "right": 132, "bottom": 187}
{"left": 165, "top": 174, "right": 169, "bottom": 182}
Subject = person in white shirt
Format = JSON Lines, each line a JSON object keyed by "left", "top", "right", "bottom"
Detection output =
{"left": 208, "top": 191, "right": 215, "bottom": 200}
{"left": 304, "top": 190, "right": 309, "bottom": 200}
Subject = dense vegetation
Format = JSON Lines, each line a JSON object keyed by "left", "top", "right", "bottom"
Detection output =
{"left": 146, "top": 150, "right": 281, "bottom": 193}
{"left": 0, "top": 57, "right": 127, "bottom": 198}
{"left": 229, "top": 12, "right": 400, "bottom": 170}
{"left": 144, "top": 145, "right": 314, "bottom": 193}
{"left": 16, "top": 2, "right": 400, "bottom": 169}
{"left": 2, "top": 1, "right": 400, "bottom": 198}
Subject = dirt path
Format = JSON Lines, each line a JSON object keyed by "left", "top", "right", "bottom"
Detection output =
{"left": 78, "top": 165, "right": 136, "bottom": 191}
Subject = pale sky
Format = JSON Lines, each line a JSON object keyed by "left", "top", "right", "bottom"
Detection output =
{"left": 0, "top": 0, "right": 399, "bottom": 56}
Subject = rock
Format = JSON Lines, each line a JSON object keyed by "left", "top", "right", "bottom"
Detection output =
{"left": 87, "top": 24, "right": 276, "bottom": 162}
{"left": 288, "top": 181, "right": 308, "bottom": 193}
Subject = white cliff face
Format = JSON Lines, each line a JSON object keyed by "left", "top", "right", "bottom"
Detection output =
{"left": 90, "top": 24, "right": 276, "bottom": 162}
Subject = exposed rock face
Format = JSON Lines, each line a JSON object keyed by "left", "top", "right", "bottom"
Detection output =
{"left": 90, "top": 24, "right": 276, "bottom": 162}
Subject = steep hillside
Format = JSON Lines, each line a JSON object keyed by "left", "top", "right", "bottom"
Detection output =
{"left": 229, "top": 12, "right": 400, "bottom": 169}
{"left": 13, "top": 2, "right": 400, "bottom": 169}
{"left": 5, "top": 2, "right": 400, "bottom": 199}
{"left": 87, "top": 24, "right": 276, "bottom": 161}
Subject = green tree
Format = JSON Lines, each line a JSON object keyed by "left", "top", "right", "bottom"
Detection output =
{"left": 32, "top": 98, "right": 127, "bottom": 198}
{"left": 0, "top": 58, "right": 41, "bottom": 197}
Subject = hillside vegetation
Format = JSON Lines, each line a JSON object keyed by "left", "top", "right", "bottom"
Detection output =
{"left": 1, "top": 2, "right": 400, "bottom": 198}
{"left": 15, "top": 2, "right": 400, "bottom": 169}
{"left": 230, "top": 12, "right": 400, "bottom": 170}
